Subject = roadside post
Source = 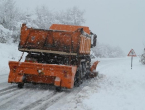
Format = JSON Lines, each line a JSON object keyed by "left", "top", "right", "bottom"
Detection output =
{"left": 127, "top": 49, "right": 137, "bottom": 69}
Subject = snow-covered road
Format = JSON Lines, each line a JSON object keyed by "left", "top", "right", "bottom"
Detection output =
{"left": 83, "top": 57, "right": 145, "bottom": 110}
{"left": 48, "top": 57, "right": 145, "bottom": 110}
{"left": 0, "top": 57, "right": 145, "bottom": 110}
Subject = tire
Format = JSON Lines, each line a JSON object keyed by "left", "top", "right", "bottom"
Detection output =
{"left": 74, "top": 68, "right": 82, "bottom": 87}
{"left": 18, "top": 83, "right": 24, "bottom": 88}
{"left": 32, "top": 82, "right": 37, "bottom": 85}
{"left": 85, "top": 69, "right": 91, "bottom": 79}
{"left": 56, "top": 86, "right": 61, "bottom": 92}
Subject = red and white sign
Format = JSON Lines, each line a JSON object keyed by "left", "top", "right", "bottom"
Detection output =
{"left": 127, "top": 49, "right": 137, "bottom": 57}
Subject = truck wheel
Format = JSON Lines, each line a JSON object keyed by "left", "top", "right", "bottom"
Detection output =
{"left": 74, "top": 68, "right": 82, "bottom": 87}
{"left": 32, "top": 82, "right": 37, "bottom": 85}
{"left": 56, "top": 86, "right": 61, "bottom": 92}
{"left": 85, "top": 70, "right": 91, "bottom": 79}
{"left": 18, "top": 83, "right": 24, "bottom": 88}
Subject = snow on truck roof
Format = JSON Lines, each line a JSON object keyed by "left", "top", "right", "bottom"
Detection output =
{"left": 49, "top": 24, "right": 90, "bottom": 34}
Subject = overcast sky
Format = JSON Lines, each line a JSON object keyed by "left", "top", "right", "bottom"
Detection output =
{"left": 15, "top": 0, "right": 145, "bottom": 55}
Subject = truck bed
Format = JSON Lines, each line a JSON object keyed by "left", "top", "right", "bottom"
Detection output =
{"left": 19, "top": 24, "right": 91, "bottom": 55}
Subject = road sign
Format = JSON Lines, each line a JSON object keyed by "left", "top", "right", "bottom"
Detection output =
{"left": 127, "top": 49, "right": 137, "bottom": 57}
{"left": 127, "top": 49, "right": 137, "bottom": 69}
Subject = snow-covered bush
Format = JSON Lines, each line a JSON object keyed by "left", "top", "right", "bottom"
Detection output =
{"left": 92, "top": 42, "right": 125, "bottom": 58}
{"left": 140, "top": 49, "right": 145, "bottom": 64}
{"left": 0, "top": 0, "right": 20, "bottom": 30}
{"left": 0, "top": 0, "right": 23, "bottom": 43}
{"left": 0, "top": 24, "right": 13, "bottom": 43}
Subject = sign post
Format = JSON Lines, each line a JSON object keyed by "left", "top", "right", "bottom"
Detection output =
{"left": 127, "top": 49, "right": 137, "bottom": 69}
{"left": 131, "top": 56, "right": 133, "bottom": 69}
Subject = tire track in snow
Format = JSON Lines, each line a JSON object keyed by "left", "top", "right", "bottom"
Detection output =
{"left": 31, "top": 92, "right": 66, "bottom": 110}
{"left": 0, "top": 88, "right": 18, "bottom": 96}
{"left": 40, "top": 81, "right": 98, "bottom": 110}
{"left": 46, "top": 75, "right": 105, "bottom": 110}
{"left": 0, "top": 86, "right": 17, "bottom": 93}
{"left": 45, "top": 85, "right": 95, "bottom": 110}
{"left": 20, "top": 91, "right": 56, "bottom": 110}
{"left": 20, "top": 86, "right": 86, "bottom": 110}
{"left": 0, "top": 89, "right": 28, "bottom": 107}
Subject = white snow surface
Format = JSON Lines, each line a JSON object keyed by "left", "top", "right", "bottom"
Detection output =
{"left": 0, "top": 43, "right": 145, "bottom": 110}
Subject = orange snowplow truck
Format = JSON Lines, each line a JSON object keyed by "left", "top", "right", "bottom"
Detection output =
{"left": 8, "top": 24, "right": 99, "bottom": 91}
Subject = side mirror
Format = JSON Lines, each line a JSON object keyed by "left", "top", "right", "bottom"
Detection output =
{"left": 91, "top": 34, "right": 97, "bottom": 48}
{"left": 93, "top": 34, "right": 97, "bottom": 47}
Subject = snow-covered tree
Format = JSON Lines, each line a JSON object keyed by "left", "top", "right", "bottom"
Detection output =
{"left": 0, "top": 4, "right": 86, "bottom": 43}
{"left": 0, "top": 0, "right": 20, "bottom": 30}
{"left": 0, "top": 0, "right": 23, "bottom": 43}
{"left": 34, "top": 6, "right": 55, "bottom": 29}
{"left": 92, "top": 42, "right": 125, "bottom": 58}
{"left": 55, "top": 6, "right": 85, "bottom": 25}
{"left": 34, "top": 6, "right": 85, "bottom": 30}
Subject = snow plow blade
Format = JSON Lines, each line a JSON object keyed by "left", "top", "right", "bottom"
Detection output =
{"left": 90, "top": 61, "right": 100, "bottom": 78}
{"left": 8, "top": 61, "right": 77, "bottom": 89}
